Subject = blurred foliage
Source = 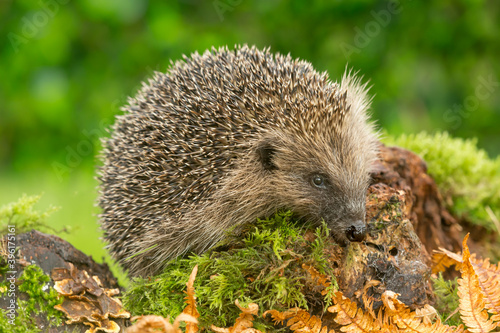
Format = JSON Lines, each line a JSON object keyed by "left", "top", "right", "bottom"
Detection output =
{"left": 384, "top": 132, "right": 500, "bottom": 230}
{"left": 1, "top": 0, "right": 499, "bottom": 177}
{"left": 0, "top": 191, "right": 129, "bottom": 286}
{"left": 0, "top": 194, "right": 59, "bottom": 235}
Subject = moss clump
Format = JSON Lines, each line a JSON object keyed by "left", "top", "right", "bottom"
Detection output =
{"left": 432, "top": 273, "right": 461, "bottom": 327}
{"left": 0, "top": 196, "right": 65, "bottom": 332}
{"left": 0, "top": 265, "right": 64, "bottom": 332}
{"left": 0, "top": 194, "right": 59, "bottom": 235}
{"left": 18, "top": 265, "right": 64, "bottom": 325}
{"left": 383, "top": 131, "right": 500, "bottom": 230}
{"left": 123, "top": 211, "right": 336, "bottom": 328}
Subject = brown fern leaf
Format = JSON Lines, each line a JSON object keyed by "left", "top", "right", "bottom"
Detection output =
{"left": 302, "top": 264, "right": 331, "bottom": 295}
{"left": 287, "top": 310, "right": 327, "bottom": 333}
{"left": 428, "top": 322, "right": 465, "bottom": 333}
{"left": 432, "top": 237, "right": 500, "bottom": 328}
{"left": 127, "top": 313, "right": 198, "bottom": 333}
{"left": 211, "top": 300, "right": 261, "bottom": 333}
{"left": 377, "top": 311, "right": 396, "bottom": 333}
{"left": 472, "top": 257, "right": 500, "bottom": 322}
{"left": 127, "top": 315, "right": 175, "bottom": 333}
{"left": 382, "top": 291, "right": 460, "bottom": 333}
{"left": 432, "top": 248, "right": 463, "bottom": 274}
{"left": 457, "top": 233, "right": 497, "bottom": 332}
{"left": 263, "top": 308, "right": 302, "bottom": 325}
{"left": 328, "top": 291, "right": 380, "bottom": 332}
{"left": 182, "top": 265, "right": 200, "bottom": 333}
{"left": 359, "top": 280, "right": 381, "bottom": 320}
{"left": 414, "top": 304, "right": 439, "bottom": 325}
{"left": 127, "top": 265, "right": 200, "bottom": 333}
{"left": 263, "top": 308, "right": 333, "bottom": 333}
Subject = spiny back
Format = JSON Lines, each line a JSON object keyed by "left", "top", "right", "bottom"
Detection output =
{"left": 103, "top": 46, "right": 349, "bottom": 213}
{"left": 99, "top": 45, "right": 377, "bottom": 276}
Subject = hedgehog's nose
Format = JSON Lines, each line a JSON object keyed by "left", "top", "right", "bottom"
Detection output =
{"left": 346, "top": 221, "right": 366, "bottom": 242}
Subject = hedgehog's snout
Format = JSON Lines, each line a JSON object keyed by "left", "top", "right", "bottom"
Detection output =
{"left": 345, "top": 220, "right": 367, "bottom": 242}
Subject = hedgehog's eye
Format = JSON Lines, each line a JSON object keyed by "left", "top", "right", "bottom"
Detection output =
{"left": 311, "top": 175, "right": 326, "bottom": 188}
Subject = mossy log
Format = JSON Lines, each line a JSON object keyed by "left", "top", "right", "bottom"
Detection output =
{"left": 0, "top": 144, "right": 463, "bottom": 332}
{"left": 0, "top": 230, "right": 128, "bottom": 332}
{"left": 371, "top": 144, "right": 462, "bottom": 254}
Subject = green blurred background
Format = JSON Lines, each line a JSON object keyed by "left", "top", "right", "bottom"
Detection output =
{"left": 1, "top": 0, "right": 499, "bottom": 270}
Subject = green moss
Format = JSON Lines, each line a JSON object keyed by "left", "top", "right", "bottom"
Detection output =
{"left": 18, "top": 265, "right": 64, "bottom": 325}
{"left": 0, "top": 265, "right": 64, "bottom": 332}
{"left": 0, "top": 194, "right": 61, "bottom": 235}
{"left": 0, "top": 302, "right": 41, "bottom": 333}
{"left": 432, "top": 273, "right": 462, "bottom": 327}
{"left": 123, "top": 211, "right": 336, "bottom": 328}
{"left": 383, "top": 131, "right": 500, "bottom": 231}
{"left": 0, "top": 196, "right": 66, "bottom": 332}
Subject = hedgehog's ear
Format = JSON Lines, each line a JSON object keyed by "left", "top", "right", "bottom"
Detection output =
{"left": 256, "top": 141, "right": 278, "bottom": 171}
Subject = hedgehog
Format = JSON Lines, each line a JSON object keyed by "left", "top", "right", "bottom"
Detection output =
{"left": 98, "top": 45, "right": 379, "bottom": 277}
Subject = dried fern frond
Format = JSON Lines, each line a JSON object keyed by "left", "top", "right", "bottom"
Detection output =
{"left": 432, "top": 248, "right": 463, "bottom": 274}
{"left": 328, "top": 291, "right": 381, "bottom": 332}
{"left": 414, "top": 304, "right": 439, "bottom": 325}
{"left": 358, "top": 280, "right": 381, "bottom": 320}
{"left": 472, "top": 257, "right": 500, "bottom": 322}
{"left": 457, "top": 233, "right": 497, "bottom": 332}
{"left": 126, "top": 313, "right": 198, "bottom": 333}
{"left": 263, "top": 308, "right": 333, "bottom": 333}
{"left": 383, "top": 290, "right": 429, "bottom": 331}
{"left": 263, "top": 308, "right": 302, "bottom": 325}
{"left": 126, "top": 265, "right": 200, "bottom": 333}
{"left": 302, "top": 264, "right": 331, "bottom": 295}
{"left": 382, "top": 291, "right": 460, "bottom": 333}
{"left": 433, "top": 238, "right": 500, "bottom": 325}
{"left": 211, "top": 300, "right": 261, "bottom": 333}
{"left": 127, "top": 315, "right": 173, "bottom": 333}
{"left": 183, "top": 265, "right": 200, "bottom": 333}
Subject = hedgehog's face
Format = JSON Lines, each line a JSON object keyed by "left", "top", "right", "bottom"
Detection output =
{"left": 256, "top": 137, "right": 370, "bottom": 246}
{"left": 305, "top": 172, "right": 367, "bottom": 246}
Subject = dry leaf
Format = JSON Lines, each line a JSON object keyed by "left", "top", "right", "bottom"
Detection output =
{"left": 211, "top": 300, "right": 261, "bottom": 333}
{"left": 432, "top": 239, "right": 500, "bottom": 325}
{"left": 414, "top": 304, "right": 439, "bottom": 325}
{"left": 328, "top": 291, "right": 381, "bottom": 332}
{"left": 126, "top": 315, "right": 174, "bottom": 333}
{"left": 183, "top": 265, "right": 200, "bottom": 333}
{"left": 382, "top": 290, "right": 459, "bottom": 333}
{"left": 263, "top": 308, "right": 302, "bottom": 325}
{"left": 457, "top": 233, "right": 497, "bottom": 333}
{"left": 174, "top": 313, "right": 199, "bottom": 331}
{"left": 360, "top": 280, "right": 381, "bottom": 320}
{"left": 302, "top": 264, "right": 331, "bottom": 295}
{"left": 126, "top": 266, "right": 199, "bottom": 333}
{"left": 264, "top": 307, "right": 332, "bottom": 333}
{"left": 126, "top": 313, "right": 197, "bottom": 333}
{"left": 432, "top": 248, "right": 463, "bottom": 274}
{"left": 471, "top": 257, "right": 500, "bottom": 322}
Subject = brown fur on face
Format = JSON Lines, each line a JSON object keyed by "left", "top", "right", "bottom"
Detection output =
{"left": 99, "top": 46, "right": 379, "bottom": 277}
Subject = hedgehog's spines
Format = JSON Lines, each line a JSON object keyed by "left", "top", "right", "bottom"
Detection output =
{"left": 99, "top": 45, "right": 378, "bottom": 277}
